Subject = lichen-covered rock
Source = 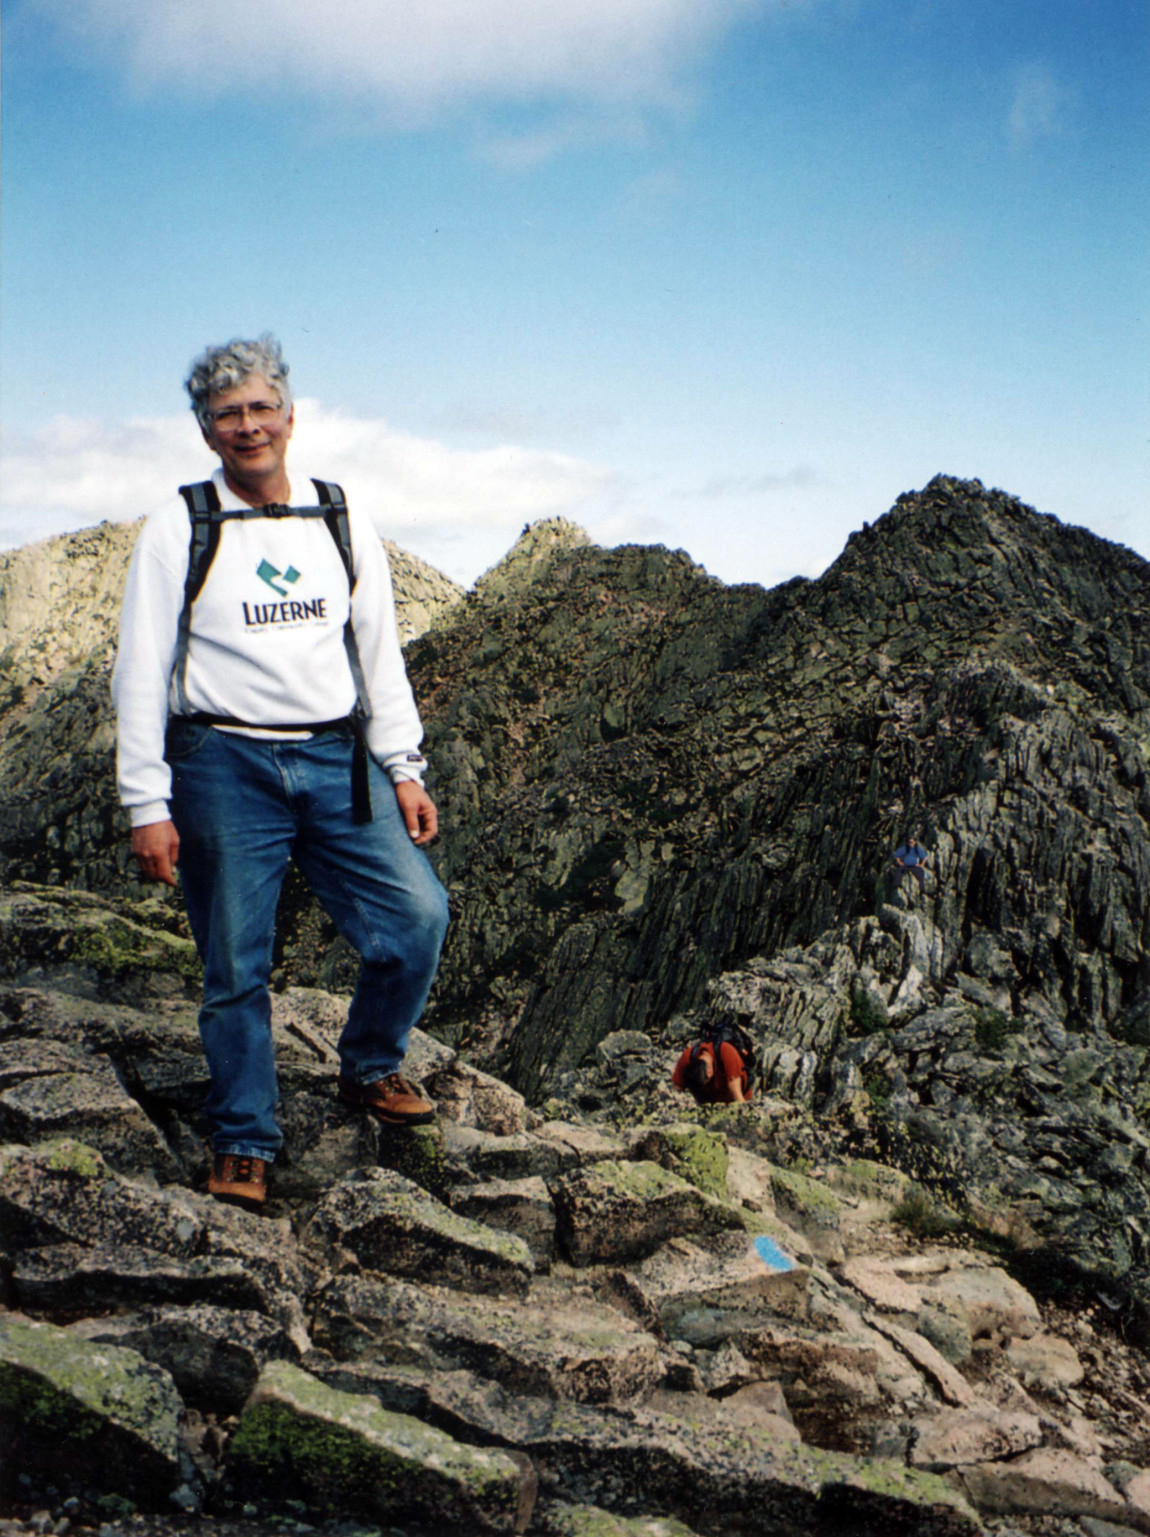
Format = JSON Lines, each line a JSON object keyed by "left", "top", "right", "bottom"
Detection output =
{"left": 302, "top": 1165, "right": 535, "bottom": 1296}
{"left": 226, "top": 1360, "right": 536, "bottom": 1532}
{"left": 70, "top": 1304, "right": 301, "bottom": 1414}
{"left": 0, "top": 1037, "right": 182, "bottom": 1180}
{"left": 0, "top": 884, "right": 202, "bottom": 1002}
{"left": 553, "top": 1159, "right": 744, "bottom": 1267}
{"left": 0, "top": 1313, "right": 186, "bottom": 1506}
{"left": 769, "top": 1166, "right": 846, "bottom": 1263}
{"left": 311, "top": 1272, "right": 664, "bottom": 1406}
{"left": 628, "top": 1125, "right": 730, "bottom": 1202}
{"left": 540, "top": 1504, "right": 703, "bottom": 1536}
{"left": 0, "top": 1139, "right": 206, "bottom": 1253}
{"left": 449, "top": 1174, "right": 557, "bottom": 1267}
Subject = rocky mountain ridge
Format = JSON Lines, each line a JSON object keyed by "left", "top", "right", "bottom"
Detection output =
{"left": 1, "top": 475, "right": 1148, "bottom": 1535}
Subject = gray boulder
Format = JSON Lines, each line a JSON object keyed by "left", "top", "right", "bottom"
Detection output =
{"left": 225, "top": 1359, "right": 536, "bottom": 1533}
{"left": 553, "top": 1159, "right": 745, "bottom": 1267}
{"left": 302, "top": 1165, "right": 535, "bottom": 1296}
{"left": 0, "top": 1313, "right": 189, "bottom": 1508}
{"left": 71, "top": 1304, "right": 301, "bottom": 1414}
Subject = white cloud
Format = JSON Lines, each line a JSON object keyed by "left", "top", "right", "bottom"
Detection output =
{"left": 696, "top": 465, "right": 817, "bottom": 498}
{"left": 35, "top": 0, "right": 764, "bottom": 121}
{"left": 0, "top": 401, "right": 616, "bottom": 582}
{"left": 1007, "top": 62, "right": 1070, "bottom": 149}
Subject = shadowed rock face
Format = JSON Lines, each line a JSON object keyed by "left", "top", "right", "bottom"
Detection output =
{"left": 388, "top": 479, "right": 1148, "bottom": 1103}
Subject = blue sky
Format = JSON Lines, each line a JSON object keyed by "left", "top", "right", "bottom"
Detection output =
{"left": 2, "top": 0, "right": 1147, "bottom": 587}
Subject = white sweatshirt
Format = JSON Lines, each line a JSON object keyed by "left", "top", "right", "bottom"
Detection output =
{"left": 112, "top": 468, "right": 427, "bottom": 827}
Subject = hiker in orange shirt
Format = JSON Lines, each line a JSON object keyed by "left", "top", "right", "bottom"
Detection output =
{"left": 672, "top": 1037, "right": 753, "bottom": 1105}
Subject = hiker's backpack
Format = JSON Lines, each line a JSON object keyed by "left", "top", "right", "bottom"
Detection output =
{"left": 692, "top": 1020, "right": 759, "bottom": 1090}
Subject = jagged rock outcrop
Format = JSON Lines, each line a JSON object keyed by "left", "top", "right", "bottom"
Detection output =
{"left": 395, "top": 481, "right": 1148, "bottom": 1101}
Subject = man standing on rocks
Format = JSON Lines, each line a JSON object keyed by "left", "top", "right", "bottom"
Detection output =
{"left": 112, "top": 334, "right": 449, "bottom": 1210}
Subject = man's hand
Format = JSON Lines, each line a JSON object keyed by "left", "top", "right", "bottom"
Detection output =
{"left": 131, "top": 820, "right": 180, "bottom": 885}
{"left": 395, "top": 781, "right": 439, "bottom": 846}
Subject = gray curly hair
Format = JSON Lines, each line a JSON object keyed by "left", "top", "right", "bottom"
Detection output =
{"left": 185, "top": 333, "right": 293, "bottom": 431}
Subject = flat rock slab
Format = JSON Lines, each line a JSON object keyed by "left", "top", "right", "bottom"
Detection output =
{"left": 910, "top": 1405, "right": 1044, "bottom": 1470}
{"left": 866, "top": 1314, "right": 976, "bottom": 1407}
{"left": 11, "top": 1241, "right": 271, "bottom": 1314}
{"left": 606, "top": 1230, "right": 809, "bottom": 1347}
{"left": 553, "top": 1159, "right": 744, "bottom": 1267}
{"left": 840, "top": 1256, "right": 924, "bottom": 1314}
{"left": 916, "top": 1261, "right": 1042, "bottom": 1343}
{"left": 227, "top": 1360, "right": 536, "bottom": 1534}
{"left": 428, "top": 1059, "right": 533, "bottom": 1135}
{"left": 303, "top": 1166, "right": 535, "bottom": 1296}
{"left": 955, "top": 1448, "right": 1140, "bottom": 1529}
{"left": 71, "top": 1303, "right": 301, "bottom": 1414}
{"left": 449, "top": 1175, "right": 557, "bottom": 1267}
{"left": 0, "top": 1313, "right": 185, "bottom": 1506}
{"left": 444, "top": 1123, "right": 574, "bottom": 1181}
{"left": 1003, "top": 1330, "right": 1085, "bottom": 1388}
{"left": 537, "top": 1121, "right": 628, "bottom": 1164}
{"left": 312, "top": 1272, "right": 664, "bottom": 1406}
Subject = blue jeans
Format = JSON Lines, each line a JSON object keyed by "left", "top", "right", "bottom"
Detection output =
{"left": 167, "top": 720, "right": 449, "bottom": 1160}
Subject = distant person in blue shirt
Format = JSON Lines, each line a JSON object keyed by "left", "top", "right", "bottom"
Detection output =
{"left": 893, "top": 835, "right": 929, "bottom": 893}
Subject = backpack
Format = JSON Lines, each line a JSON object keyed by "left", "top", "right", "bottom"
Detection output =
{"left": 692, "top": 1020, "right": 758, "bottom": 1089}
{"left": 170, "top": 478, "right": 375, "bottom": 822}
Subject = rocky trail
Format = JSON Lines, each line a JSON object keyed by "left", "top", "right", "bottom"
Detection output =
{"left": 1, "top": 895, "right": 1149, "bottom": 1536}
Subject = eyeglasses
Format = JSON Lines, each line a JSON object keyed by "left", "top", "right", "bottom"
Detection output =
{"left": 207, "top": 400, "right": 284, "bottom": 431}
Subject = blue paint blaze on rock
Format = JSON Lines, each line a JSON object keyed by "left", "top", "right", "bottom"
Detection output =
{"left": 754, "top": 1236, "right": 796, "bottom": 1272}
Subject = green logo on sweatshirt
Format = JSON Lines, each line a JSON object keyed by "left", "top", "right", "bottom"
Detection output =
{"left": 257, "top": 559, "right": 301, "bottom": 597}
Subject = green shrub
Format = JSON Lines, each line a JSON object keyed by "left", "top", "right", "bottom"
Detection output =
{"left": 849, "top": 984, "right": 890, "bottom": 1036}
{"left": 973, "top": 1007, "right": 1017, "bottom": 1052}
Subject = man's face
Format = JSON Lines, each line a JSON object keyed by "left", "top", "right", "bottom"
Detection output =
{"left": 202, "top": 374, "right": 293, "bottom": 495}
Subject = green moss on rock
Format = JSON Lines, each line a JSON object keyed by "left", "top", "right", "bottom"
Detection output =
{"left": 227, "top": 1361, "right": 531, "bottom": 1530}
{"left": 0, "top": 1314, "right": 183, "bottom": 1503}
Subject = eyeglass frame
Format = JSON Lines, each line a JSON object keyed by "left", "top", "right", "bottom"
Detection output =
{"left": 205, "top": 399, "right": 286, "bottom": 431}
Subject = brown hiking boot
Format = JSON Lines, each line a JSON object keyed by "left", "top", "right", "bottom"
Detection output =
{"left": 338, "top": 1072, "right": 435, "bottom": 1126}
{"left": 208, "top": 1153, "right": 269, "bottom": 1209}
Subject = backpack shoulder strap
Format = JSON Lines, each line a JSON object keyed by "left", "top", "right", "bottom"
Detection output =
{"left": 173, "top": 480, "right": 225, "bottom": 713}
{"left": 312, "top": 479, "right": 355, "bottom": 591}
{"left": 310, "top": 478, "right": 370, "bottom": 722}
